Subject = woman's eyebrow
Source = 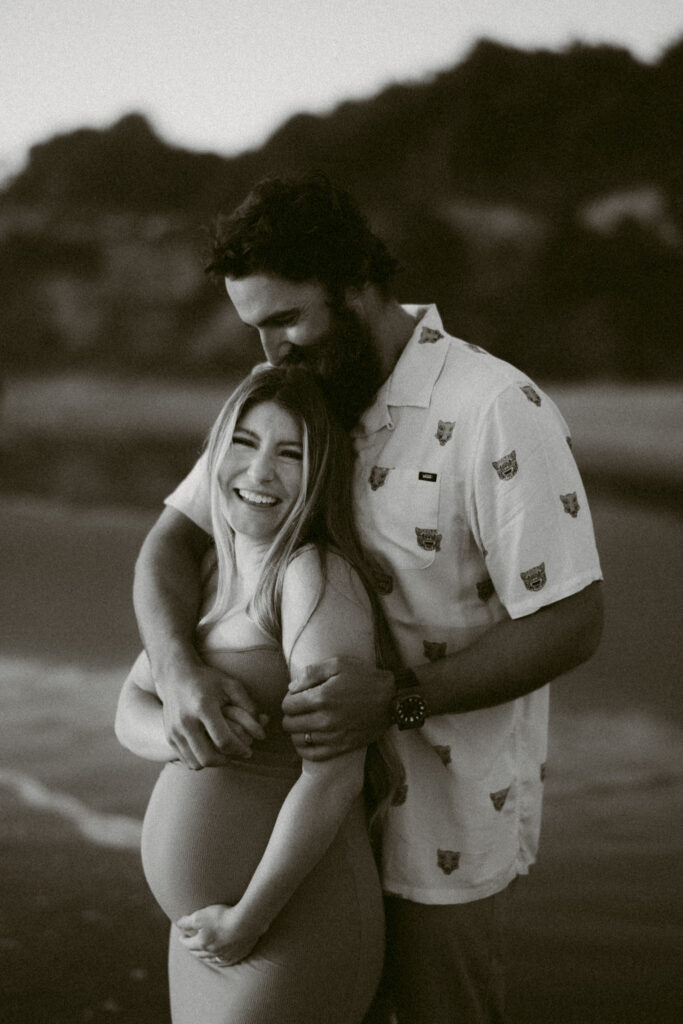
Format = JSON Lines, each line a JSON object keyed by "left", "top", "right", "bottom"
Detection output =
{"left": 234, "top": 427, "right": 301, "bottom": 448}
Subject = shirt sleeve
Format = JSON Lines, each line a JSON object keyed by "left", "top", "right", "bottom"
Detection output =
{"left": 470, "top": 382, "right": 602, "bottom": 618}
{"left": 163, "top": 450, "right": 213, "bottom": 536}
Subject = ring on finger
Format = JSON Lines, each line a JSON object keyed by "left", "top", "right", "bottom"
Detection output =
{"left": 304, "top": 732, "right": 313, "bottom": 746}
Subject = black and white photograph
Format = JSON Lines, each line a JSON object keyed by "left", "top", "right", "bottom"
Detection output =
{"left": 1, "top": 2, "right": 681, "bottom": 1022}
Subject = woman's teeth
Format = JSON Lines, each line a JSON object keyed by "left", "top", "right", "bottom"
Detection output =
{"left": 237, "top": 489, "right": 278, "bottom": 507}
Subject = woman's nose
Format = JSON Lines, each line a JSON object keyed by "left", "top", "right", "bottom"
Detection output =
{"left": 249, "top": 448, "right": 275, "bottom": 482}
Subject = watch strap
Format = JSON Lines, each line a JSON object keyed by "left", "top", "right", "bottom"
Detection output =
{"left": 394, "top": 667, "right": 420, "bottom": 691}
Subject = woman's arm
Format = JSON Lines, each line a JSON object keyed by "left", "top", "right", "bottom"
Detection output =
{"left": 177, "top": 549, "right": 376, "bottom": 965}
{"left": 134, "top": 507, "right": 263, "bottom": 768}
{"left": 114, "top": 652, "right": 178, "bottom": 763}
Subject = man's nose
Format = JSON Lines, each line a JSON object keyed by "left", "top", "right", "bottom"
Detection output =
{"left": 260, "top": 330, "right": 294, "bottom": 366}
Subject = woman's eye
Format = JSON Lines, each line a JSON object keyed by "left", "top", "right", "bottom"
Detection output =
{"left": 280, "top": 449, "right": 303, "bottom": 460}
{"left": 232, "top": 435, "right": 254, "bottom": 448}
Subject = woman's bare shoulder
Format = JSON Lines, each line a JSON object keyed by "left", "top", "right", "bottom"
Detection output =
{"left": 284, "top": 545, "right": 370, "bottom": 611}
{"left": 281, "top": 545, "right": 374, "bottom": 667}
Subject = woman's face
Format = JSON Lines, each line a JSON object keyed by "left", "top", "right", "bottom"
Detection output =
{"left": 220, "top": 400, "right": 304, "bottom": 543}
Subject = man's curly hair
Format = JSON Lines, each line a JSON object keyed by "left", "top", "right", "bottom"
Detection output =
{"left": 207, "top": 173, "right": 401, "bottom": 296}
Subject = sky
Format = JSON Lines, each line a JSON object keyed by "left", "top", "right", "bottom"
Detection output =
{"left": 2, "top": 0, "right": 682, "bottom": 178}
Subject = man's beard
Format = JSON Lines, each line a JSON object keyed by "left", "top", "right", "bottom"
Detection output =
{"left": 282, "top": 300, "right": 384, "bottom": 430}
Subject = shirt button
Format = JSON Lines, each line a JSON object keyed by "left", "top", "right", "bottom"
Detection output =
{"left": 387, "top": 422, "right": 395, "bottom": 431}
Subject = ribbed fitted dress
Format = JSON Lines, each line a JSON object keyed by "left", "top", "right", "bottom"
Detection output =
{"left": 138, "top": 624, "right": 384, "bottom": 1024}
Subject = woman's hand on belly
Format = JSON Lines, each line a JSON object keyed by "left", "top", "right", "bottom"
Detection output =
{"left": 176, "top": 903, "right": 264, "bottom": 967}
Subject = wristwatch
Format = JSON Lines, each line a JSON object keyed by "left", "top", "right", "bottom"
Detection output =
{"left": 390, "top": 668, "right": 428, "bottom": 730}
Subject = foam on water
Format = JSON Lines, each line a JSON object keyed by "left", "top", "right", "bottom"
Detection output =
{"left": 0, "top": 767, "right": 142, "bottom": 849}
{"left": 0, "top": 654, "right": 143, "bottom": 849}
{"left": 2, "top": 654, "right": 682, "bottom": 850}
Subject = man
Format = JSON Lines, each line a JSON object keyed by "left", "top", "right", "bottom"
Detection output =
{"left": 134, "top": 174, "right": 603, "bottom": 1023}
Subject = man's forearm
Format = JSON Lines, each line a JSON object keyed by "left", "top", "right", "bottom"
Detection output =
{"left": 414, "top": 581, "right": 604, "bottom": 716}
{"left": 133, "top": 510, "right": 209, "bottom": 674}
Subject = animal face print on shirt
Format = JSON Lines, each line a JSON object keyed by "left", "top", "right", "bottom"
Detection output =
{"left": 423, "top": 640, "right": 447, "bottom": 662}
{"left": 437, "top": 849, "right": 460, "bottom": 874}
{"left": 520, "top": 384, "right": 542, "bottom": 406}
{"left": 369, "top": 466, "right": 390, "bottom": 490}
{"left": 373, "top": 569, "right": 394, "bottom": 596}
{"left": 520, "top": 563, "right": 547, "bottom": 592}
{"left": 392, "top": 782, "right": 408, "bottom": 806}
{"left": 561, "top": 492, "right": 580, "bottom": 517}
{"left": 415, "top": 528, "right": 442, "bottom": 552}
{"left": 492, "top": 451, "right": 518, "bottom": 481}
{"left": 419, "top": 326, "right": 444, "bottom": 344}
{"left": 435, "top": 420, "right": 455, "bottom": 446}
{"left": 490, "top": 787, "right": 511, "bottom": 811}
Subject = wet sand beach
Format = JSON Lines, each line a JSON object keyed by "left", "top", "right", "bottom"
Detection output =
{"left": 1, "top": 491, "right": 682, "bottom": 1023}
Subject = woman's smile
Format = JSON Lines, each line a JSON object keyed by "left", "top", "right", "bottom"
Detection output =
{"left": 221, "top": 400, "right": 304, "bottom": 541}
{"left": 235, "top": 488, "right": 280, "bottom": 508}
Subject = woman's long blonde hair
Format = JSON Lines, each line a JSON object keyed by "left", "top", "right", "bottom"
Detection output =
{"left": 200, "top": 363, "right": 395, "bottom": 664}
{"left": 199, "top": 363, "right": 402, "bottom": 851}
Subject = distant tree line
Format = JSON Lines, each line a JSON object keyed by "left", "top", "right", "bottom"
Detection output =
{"left": 1, "top": 38, "right": 681, "bottom": 380}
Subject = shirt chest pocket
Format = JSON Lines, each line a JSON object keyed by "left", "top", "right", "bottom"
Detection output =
{"left": 360, "top": 465, "right": 442, "bottom": 569}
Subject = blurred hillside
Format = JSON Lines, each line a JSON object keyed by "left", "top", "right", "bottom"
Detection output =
{"left": 1, "top": 38, "right": 682, "bottom": 381}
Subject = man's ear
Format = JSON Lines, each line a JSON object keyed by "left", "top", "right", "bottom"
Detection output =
{"left": 343, "top": 283, "right": 368, "bottom": 312}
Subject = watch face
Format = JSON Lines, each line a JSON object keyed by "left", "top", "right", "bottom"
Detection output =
{"left": 394, "top": 692, "right": 427, "bottom": 730}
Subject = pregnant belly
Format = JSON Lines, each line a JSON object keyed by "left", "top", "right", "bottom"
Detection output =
{"left": 141, "top": 761, "right": 297, "bottom": 921}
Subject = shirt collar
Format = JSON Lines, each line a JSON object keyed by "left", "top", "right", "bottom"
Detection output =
{"left": 352, "top": 305, "right": 449, "bottom": 437}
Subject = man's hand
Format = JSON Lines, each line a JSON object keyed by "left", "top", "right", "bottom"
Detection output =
{"left": 157, "top": 655, "right": 267, "bottom": 770}
{"left": 134, "top": 509, "right": 268, "bottom": 770}
{"left": 281, "top": 657, "right": 394, "bottom": 760}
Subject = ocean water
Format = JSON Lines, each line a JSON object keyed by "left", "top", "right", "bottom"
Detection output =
{"left": 1, "top": 493, "right": 681, "bottom": 1022}
{"left": 1, "top": 489, "right": 682, "bottom": 854}
{"left": 1, "top": 652, "right": 681, "bottom": 859}
{"left": 0, "top": 654, "right": 150, "bottom": 848}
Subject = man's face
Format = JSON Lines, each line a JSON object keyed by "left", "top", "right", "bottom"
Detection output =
{"left": 225, "top": 273, "right": 383, "bottom": 428}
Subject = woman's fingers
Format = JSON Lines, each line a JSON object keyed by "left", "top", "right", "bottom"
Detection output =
{"left": 165, "top": 710, "right": 233, "bottom": 768}
{"left": 199, "top": 707, "right": 254, "bottom": 760}
{"left": 223, "top": 704, "right": 269, "bottom": 741}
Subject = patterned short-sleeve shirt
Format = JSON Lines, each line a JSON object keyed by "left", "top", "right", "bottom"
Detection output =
{"left": 165, "top": 304, "right": 603, "bottom": 905}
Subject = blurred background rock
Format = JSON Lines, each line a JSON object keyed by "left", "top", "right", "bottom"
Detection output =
{"left": 1, "top": 38, "right": 681, "bottom": 510}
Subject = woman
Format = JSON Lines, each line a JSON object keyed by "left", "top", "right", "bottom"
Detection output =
{"left": 115, "top": 364, "right": 397, "bottom": 1024}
